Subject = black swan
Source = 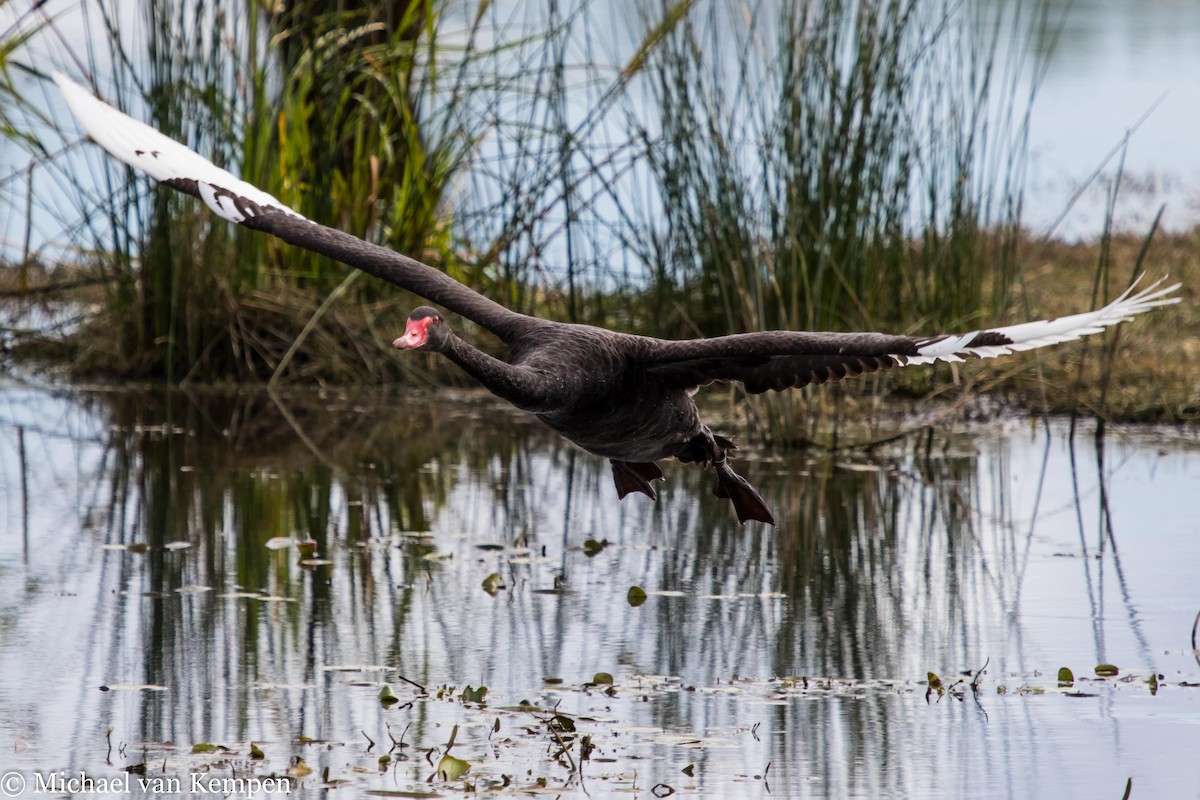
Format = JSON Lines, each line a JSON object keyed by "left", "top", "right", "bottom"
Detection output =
{"left": 55, "top": 73, "right": 1180, "bottom": 525}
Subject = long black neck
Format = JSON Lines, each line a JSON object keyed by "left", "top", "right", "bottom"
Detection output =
{"left": 439, "top": 333, "right": 550, "bottom": 411}
{"left": 241, "top": 207, "right": 537, "bottom": 342}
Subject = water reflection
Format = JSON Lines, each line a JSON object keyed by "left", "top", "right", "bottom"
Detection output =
{"left": 1, "top": 384, "right": 1199, "bottom": 798}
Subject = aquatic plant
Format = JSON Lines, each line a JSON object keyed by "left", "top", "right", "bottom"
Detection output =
{"left": 5, "top": 0, "right": 1066, "bottom": 410}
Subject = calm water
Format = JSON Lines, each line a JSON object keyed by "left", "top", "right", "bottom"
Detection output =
{"left": 1, "top": 382, "right": 1198, "bottom": 798}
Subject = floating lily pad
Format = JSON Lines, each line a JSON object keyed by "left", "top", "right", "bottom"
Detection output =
{"left": 481, "top": 573, "right": 505, "bottom": 596}
{"left": 461, "top": 685, "right": 488, "bottom": 703}
{"left": 549, "top": 714, "right": 576, "bottom": 733}
{"left": 434, "top": 753, "right": 470, "bottom": 782}
{"left": 1058, "top": 667, "right": 1074, "bottom": 685}
{"left": 583, "top": 538, "right": 609, "bottom": 557}
{"left": 1095, "top": 664, "right": 1120, "bottom": 677}
{"left": 627, "top": 586, "right": 648, "bottom": 607}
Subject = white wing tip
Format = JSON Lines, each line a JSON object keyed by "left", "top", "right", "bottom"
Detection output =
{"left": 911, "top": 276, "right": 1180, "bottom": 365}
{"left": 53, "top": 70, "right": 305, "bottom": 223}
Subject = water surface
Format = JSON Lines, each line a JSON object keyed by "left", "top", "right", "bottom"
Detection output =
{"left": 1, "top": 383, "right": 1198, "bottom": 798}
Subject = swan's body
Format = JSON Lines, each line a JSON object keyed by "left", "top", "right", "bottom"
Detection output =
{"left": 54, "top": 72, "right": 1181, "bottom": 525}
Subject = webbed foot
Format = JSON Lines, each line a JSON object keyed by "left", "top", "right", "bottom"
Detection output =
{"left": 611, "top": 460, "right": 665, "bottom": 501}
{"left": 712, "top": 460, "right": 775, "bottom": 525}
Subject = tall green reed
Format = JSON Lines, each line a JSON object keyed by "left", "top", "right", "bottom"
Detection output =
{"left": 628, "top": 0, "right": 1042, "bottom": 332}
{"left": 5, "top": 0, "right": 1049, "bottom": 422}
{"left": 615, "top": 0, "right": 1047, "bottom": 441}
{"left": 11, "top": 0, "right": 490, "bottom": 382}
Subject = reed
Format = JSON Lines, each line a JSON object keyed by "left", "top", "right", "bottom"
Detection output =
{"left": 611, "top": 0, "right": 1047, "bottom": 441}
{"left": 3, "top": 0, "right": 1057, "bottom": 414}
{"left": 4, "top": 0, "right": 492, "bottom": 382}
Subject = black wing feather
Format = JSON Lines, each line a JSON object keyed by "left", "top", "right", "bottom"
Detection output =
{"left": 646, "top": 352, "right": 903, "bottom": 393}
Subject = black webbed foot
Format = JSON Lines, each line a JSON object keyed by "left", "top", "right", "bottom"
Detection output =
{"left": 712, "top": 460, "right": 775, "bottom": 525}
{"left": 611, "top": 460, "right": 665, "bottom": 501}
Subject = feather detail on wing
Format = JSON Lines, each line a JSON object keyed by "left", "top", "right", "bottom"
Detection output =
{"left": 53, "top": 71, "right": 535, "bottom": 340}
{"left": 54, "top": 71, "right": 302, "bottom": 224}
{"left": 643, "top": 277, "right": 1180, "bottom": 393}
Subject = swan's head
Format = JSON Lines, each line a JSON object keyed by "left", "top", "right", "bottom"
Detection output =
{"left": 394, "top": 307, "right": 451, "bottom": 352}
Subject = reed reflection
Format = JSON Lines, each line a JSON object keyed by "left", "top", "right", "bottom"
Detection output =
{"left": 3, "top": 386, "right": 1194, "bottom": 797}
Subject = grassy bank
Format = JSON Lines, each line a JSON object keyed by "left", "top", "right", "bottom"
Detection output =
{"left": 6, "top": 228, "right": 1197, "bottom": 421}
{"left": 1000, "top": 232, "right": 1200, "bottom": 421}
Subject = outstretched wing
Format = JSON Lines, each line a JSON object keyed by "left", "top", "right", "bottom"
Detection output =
{"left": 641, "top": 279, "right": 1180, "bottom": 393}
{"left": 53, "top": 72, "right": 534, "bottom": 341}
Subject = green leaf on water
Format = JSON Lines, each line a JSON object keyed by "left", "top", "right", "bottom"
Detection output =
{"left": 481, "top": 573, "right": 504, "bottom": 596}
{"left": 249, "top": 742, "right": 265, "bottom": 760}
{"left": 379, "top": 685, "right": 399, "bottom": 705}
{"left": 1095, "top": 664, "right": 1120, "bottom": 677}
{"left": 583, "top": 538, "right": 608, "bottom": 557}
{"left": 379, "top": 754, "right": 392, "bottom": 770}
{"left": 682, "top": 764, "right": 695, "bottom": 777}
{"left": 549, "top": 714, "right": 576, "bottom": 733}
{"left": 461, "top": 685, "right": 488, "bottom": 703}
{"left": 435, "top": 754, "right": 470, "bottom": 782}
{"left": 592, "top": 672, "right": 614, "bottom": 685}
{"left": 926, "top": 672, "right": 943, "bottom": 692}
{"left": 627, "top": 586, "right": 647, "bottom": 607}
{"left": 1148, "top": 673, "right": 1159, "bottom": 695}
{"left": 1057, "top": 667, "right": 1074, "bottom": 685}
{"left": 191, "top": 743, "right": 219, "bottom": 753}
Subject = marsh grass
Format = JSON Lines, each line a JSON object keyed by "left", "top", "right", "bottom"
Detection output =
{"left": 611, "top": 0, "right": 1047, "bottom": 440}
{"left": 5, "top": 0, "right": 493, "bottom": 382}
{"left": 6, "top": 0, "right": 1187, "bottom": 426}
